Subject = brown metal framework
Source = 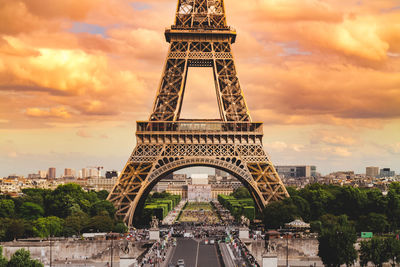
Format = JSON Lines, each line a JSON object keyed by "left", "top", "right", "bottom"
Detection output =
{"left": 108, "top": 0, "right": 289, "bottom": 227}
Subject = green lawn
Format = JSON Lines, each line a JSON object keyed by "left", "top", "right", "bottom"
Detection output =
{"left": 185, "top": 202, "right": 212, "bottom": 211}
{"left": 177, "top": 202, "right": 220, "bottom": 223}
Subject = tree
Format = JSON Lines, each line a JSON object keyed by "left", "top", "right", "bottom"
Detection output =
{"left": 232, "top": 187, "right": 251, "bottom": 199}
{"left": 357, "top": 213, "right": 389, "bottom": 234}
{"left": 96, "top": 190, "right": 109, "bottom": 200}
{"left": 19, "top": 202, "right": 44, "bottom": 221}
{"left": 318, "top": 215, "right": 357, "bottom": 267}
{"left": 63, "top": 211, "right": 89, "bottom": 236}
{"left": 384, "top": 237, "right": 400, "bottom": 267}
{"left": 359, "top": 237, "right": 388, "bottom": 267}
{"left": 90, "top": 200, "right": 115, "bottom": 217}
{"left": 0, "top": 246, "right": 7, "bottom": 267}
{"left": 114, "top": 223, "right": 128, "bottom": 234}
{"left": 262, "top": 198, "right": 299, "bottom": 229}
{"left": 32, "top": 217, "right": 64, "bottom": 238}
{"left": 0, "top": 200, "right": 15, "bottom": 218}
{"left": 83, "top": 212, "right": 114, "bottom": 233}
{"left": 1, "top": 219, "right": 33, "bottom": 241}
{"left": 46, "top": 184, "right": 89, "bottom": 218}
{"left": 386, "top": 189, "right": 400, "bottom": 231}
{"left": 7, "top": 248, "right": 43, "bottom": 267}
{"left": 359, "top": 239, "right": 371, "bottom": 267}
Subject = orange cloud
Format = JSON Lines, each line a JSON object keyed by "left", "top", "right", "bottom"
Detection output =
{"left": 25, "top": 107, "right": 71, "bottom": 119}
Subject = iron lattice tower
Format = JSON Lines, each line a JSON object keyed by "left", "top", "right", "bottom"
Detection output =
{"left": 108, "top": 0, "right": 289, "bottom": 227}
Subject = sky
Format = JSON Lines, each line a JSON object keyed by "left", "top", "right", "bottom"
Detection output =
{"left": 0, "top": 0, "right": 399, "bottom": 177}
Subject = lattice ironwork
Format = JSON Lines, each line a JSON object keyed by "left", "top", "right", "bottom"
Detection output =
{"left": 108, "top": 0, "right": 289, "bottom": 227}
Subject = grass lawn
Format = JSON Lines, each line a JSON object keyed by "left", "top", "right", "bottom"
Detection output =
{"left": 185, "top": 202, "right": 212, "bottom": 211}
{"left": 177, "top": 202, "right": 220, "bottom": 223}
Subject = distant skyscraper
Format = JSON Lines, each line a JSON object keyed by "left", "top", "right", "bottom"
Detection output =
{"left": 48, "top": 167, "right": 56, "bottom": 179}
{"left": 82, "top": 168, "right": 89, "bottom": 178}
{"left": 64, "top": 168, "right": 73, "bottom": 177}
{"left": 366, "top": 167, "right": 379, "bottom": 178}
{"left": 38, "top": 170, "right": 47, "bottom": 178}
{"left": 105, "top": 171, "right": 118, "bottom": 179}
{"left": 89, "top": 168, "right": 98, "bottom": 178}
{"left": 275, "top": 165, "right": 317, "bottom": 178}
{"left": 380, "top": 168, "right": 395, "bottom": 178}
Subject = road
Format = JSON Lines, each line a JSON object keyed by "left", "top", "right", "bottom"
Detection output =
{"left": 169, "top": 238, "right": 221, "bottom": 267}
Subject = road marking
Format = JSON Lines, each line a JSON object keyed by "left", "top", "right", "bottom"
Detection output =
{"left": 195, "top": 241, "right": 200, "bottom": 267}
{"left": 214, "top": 244, "right": 222, "bottom": 267}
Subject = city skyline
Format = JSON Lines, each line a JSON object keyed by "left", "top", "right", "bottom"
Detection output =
{"left": 1, "top": 0, "right": 399, "bottom": 177}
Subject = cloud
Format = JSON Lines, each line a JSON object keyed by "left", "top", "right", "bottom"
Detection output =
{"left": 0, "top": 0, "right": 399, "bottom": 132}
{"left": 76, "top": 129, "right": 92, "bottom": 138}
{"left": 311, "top": 130, "right": 357, "bottom": 146}
{"left": 266, "top": 141, "right": 304, "bottom": 152}
{"left": 322, "top": 147, "right": 352, "bottom": 157}
{"left": 389, "top": 142, "right": 400, "bottom": 154}
{"left": 25, "top": 107, "right": 71, "bottom": 119}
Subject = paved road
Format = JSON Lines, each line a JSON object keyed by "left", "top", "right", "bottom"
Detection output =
{"left": 198, "top": 242, "right": 220, "bottom": 267}
{"left": 170, "top": 238, "right": 198, "bottom": 267}
{"left": 170, "top": 238, "right": 221, "bottom": 267}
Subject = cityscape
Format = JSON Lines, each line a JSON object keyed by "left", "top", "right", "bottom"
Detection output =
{"left": 1, "top": 165, "right": 399, "bottom": 196}
{"left": 1, "top": 0, "right": 399, "bottom": 267}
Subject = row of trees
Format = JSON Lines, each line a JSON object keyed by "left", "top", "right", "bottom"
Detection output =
{"left": 218, "top": 187, "right": 256, "bottom": 221}
{"left": 0, "top": 184, "right": 127, "bottom": 241}
{"left": 0, "top": 247, "right": 43, "bottom": 267}
{"left": 316, "top": 214, "right": 400, "bottom": 267}
{"left": 262, "top": 182, "right": 400, "bottom": 233}
{"left": 143, "top": 192, "right": 181, "bottom": 223}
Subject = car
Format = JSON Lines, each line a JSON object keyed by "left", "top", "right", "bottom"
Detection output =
{"left": 177, "top": 259, "right": 185, "bottom": 265}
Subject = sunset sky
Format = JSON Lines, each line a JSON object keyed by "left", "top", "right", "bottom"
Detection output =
{"left": 0, "top": 0, "right": 399, "bottom": 177}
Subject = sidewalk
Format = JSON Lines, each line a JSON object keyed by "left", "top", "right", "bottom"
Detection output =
{"left": 162, "top": 200, "right": 187, "bottom": 225}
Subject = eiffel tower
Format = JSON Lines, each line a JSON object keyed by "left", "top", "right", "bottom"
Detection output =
{"left": 108, "top": 0, "right": 289, "bottom": 227}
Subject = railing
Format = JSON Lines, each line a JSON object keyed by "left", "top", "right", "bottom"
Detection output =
{"left": 136, "top": 121, "right": 263, "bottom": 134}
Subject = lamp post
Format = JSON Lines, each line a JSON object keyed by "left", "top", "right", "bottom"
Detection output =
{"left": 285, "top": 232, "right": 289, "bottom": 267}
{"left": 110, "top": 237, "right": 114, "bottom": 267}
{"left": 49, "top": 225, "right": 53, "bottom": 267}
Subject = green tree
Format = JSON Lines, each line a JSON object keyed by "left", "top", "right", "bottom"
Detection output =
{"left": 84, "top": 212, "right": 114, "bottom": 233}
{"left": 90, "top": 200, "right": 115, "bottom": 217}
{"left": 359, "top": 237, "right": 388, "bottom": 267}
{"left": 357, "top": 213, "right": 389, "bottom": 234}
{"left": 232, "top": 187, "right": 251, "bottom": 199}
{"left": 7, "top": 248, "right": 43, "bottom": 267}
{"left": 386, "top": 188, "right": 400, "bottom": 231}
{"left": 32, "top": 217, "right": 64, "bottom": 238}
{"left": 318, "top": 215, "right": 357, "bottom": 267}
{"left": 1, "top": 219, "right": 33, "bottom": 241}
{"left": 19, "top": 202, "right": 44, "bottom": 220}
{"left": 299, "top": 184, "right": 333, "bottom": 220}
{"left": 46, "top": 184, "right": 89, "bottom": 218}
{"left": 359, "top": 239, "right": 371, "bottom": 267}
{"left": 384, "top": 237, "right": 400, "bottom": 267}
{"left": 0, "top": 246, "right": 8, "bottom": 267}
{"left": 63, "top": 211, "right": 89, "bottom": 236}
{"left": 291, "top": 195, "right": 311, "bottom": 221}
{"left": 262, "top": 198, "right": 299, "bottom": 229}
{"left": 96, "top": 190, "right": 109, "bottom": 200}
{"left": 114, "top": 222, "right": 128, "bottom": 234}
{"left": 0, "top": 200, "right": 15, "bottom": 218}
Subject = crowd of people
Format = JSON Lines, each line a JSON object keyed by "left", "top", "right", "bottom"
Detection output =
{"left": 212, "top": 201, "right": 236, "bottom": 225}
{"left": 229, "top": 237, "right": 259, "bottom": 267}
{"left": 126, "top": 229, "right": 150, "bottom": 241}
{"left": 138, "top": 235, "right": 173, "bottom": 267}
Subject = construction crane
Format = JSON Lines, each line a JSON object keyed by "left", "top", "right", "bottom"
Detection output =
{"left": 88, "top": 166, "right": 103, "bottom": 178}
